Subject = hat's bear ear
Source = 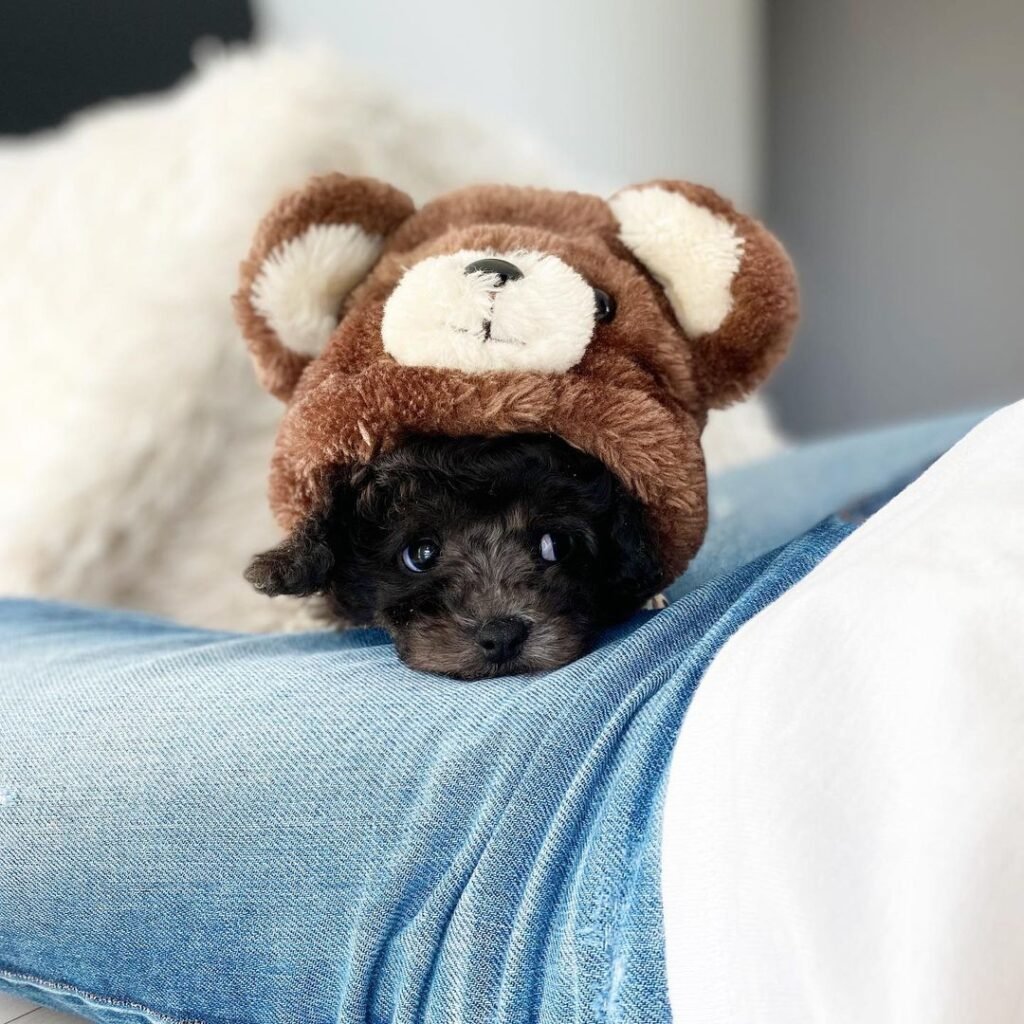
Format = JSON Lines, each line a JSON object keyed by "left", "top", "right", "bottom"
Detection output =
{"left": 609, "top": 180, "right": 798, "bottom": 409}
{"left": 234, "top": 174, "right": 415, "bottom": 401}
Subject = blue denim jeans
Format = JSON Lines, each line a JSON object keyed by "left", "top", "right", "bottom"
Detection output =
{"left": 0, "top": 412, "right": 984, "bottom": 1024}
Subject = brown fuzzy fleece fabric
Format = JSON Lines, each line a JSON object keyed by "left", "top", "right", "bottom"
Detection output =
{"left": 234, "top": 175, "right": 798, "bottom": 592}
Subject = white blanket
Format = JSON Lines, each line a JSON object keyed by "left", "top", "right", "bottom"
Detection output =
{"left": 662, "top": 400, "right": 1024, "bottom": 1022}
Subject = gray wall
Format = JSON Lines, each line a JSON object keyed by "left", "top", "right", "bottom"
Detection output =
{"left": 255, "top": 0, "right": 763, "bottom": 208}
{"left": 766, "top": 0, "right": 1024, "bottom": 435}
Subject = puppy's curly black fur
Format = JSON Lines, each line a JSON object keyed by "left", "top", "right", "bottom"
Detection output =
{"left": 246, "top": 434, "right": 661, "bottom": 678}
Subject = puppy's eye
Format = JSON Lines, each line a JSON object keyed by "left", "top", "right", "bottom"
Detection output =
{"left": 401, "top": 539, "right": 440, "bottom": 573}
{"left": 539, "top": 532, "right": 574, "bottom": 563}
{"left": 593, "top": 288, "right": 616, "bottom": 323}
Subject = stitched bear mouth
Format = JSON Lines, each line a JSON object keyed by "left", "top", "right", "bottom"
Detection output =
{"left": 451, "top": 320, "right": 526, "bottom": 348}
{"left": 448, "top": 291, "right": 528, "bottom": 348}
{"left": 480, "top": 318, "right": 525, "bottom": 347}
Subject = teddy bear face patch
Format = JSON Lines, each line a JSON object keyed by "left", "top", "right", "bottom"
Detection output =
{"left": 380, "top": 249, "right": 609, "bottom": 375}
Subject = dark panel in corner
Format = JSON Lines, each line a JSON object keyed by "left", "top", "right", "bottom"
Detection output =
{"left": 0, "top": 0, "right": 253, "bottom": 134}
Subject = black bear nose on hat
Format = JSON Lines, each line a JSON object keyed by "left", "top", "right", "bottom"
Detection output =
{"left": 463, "top": 257, "right": 523, "bottom": 285}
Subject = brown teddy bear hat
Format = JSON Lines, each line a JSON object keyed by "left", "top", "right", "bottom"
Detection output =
{"left": 234, "top": 175, "right": 798, "bottom": 593}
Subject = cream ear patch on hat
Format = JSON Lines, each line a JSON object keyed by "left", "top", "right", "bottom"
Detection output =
{"left": 251, "top": 222, "right": 383, "bottom": 358}
{"left": 381, "top": 249, "right": 597, "bottom": 374}
{"left": 609, "top": 186, "right": 744, "bottom": 339}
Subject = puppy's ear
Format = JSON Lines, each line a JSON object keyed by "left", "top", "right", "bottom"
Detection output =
{"left": 245, "top": 514, "right": 334, "bottom": 598}
{"left": 609, "top": 180, "right": 798, "bottom": 408}
{"left": 601, "top": 480, "right": 664, "bottom": 620}
{"left": 234, "top": 174, "right": 415, "bottom": 401}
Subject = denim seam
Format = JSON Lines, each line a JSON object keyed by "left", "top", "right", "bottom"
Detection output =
{"left": 493, "top": 646, "right": 682, "bottom": 1019}
{"left": 0, "top": 968, "right": 203, "bottom": 1024}
{"left": 358, "top": 697, "right": 587, "bottom": 1020}
{"left": 598, "top": 836, "right": 646, "bottom": 1024}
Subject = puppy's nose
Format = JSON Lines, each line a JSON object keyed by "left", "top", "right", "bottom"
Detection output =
{"left": 477, "top": 615, "right": 530, "bottom": 664}
{"left": 463, "top": 257, "right": 523, "bottom": 286}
